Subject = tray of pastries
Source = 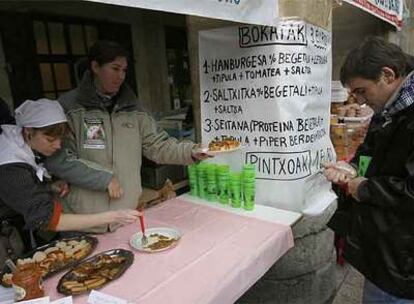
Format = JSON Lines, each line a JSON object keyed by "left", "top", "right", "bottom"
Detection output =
{"left": 1, "top": 235, "right": 97, "bottom": 287}
{"left": 57, "top": 249, "right": 134, "bottom": 295}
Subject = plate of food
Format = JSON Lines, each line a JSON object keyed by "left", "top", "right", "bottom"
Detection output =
{"left": 130, "top": 227, "right": 181, "bottom": 253}
{"left": 206, "top": 139, "right": 241, "bottom": 154}
{"left": 1, "top": 235, "right": 98, "bottom": 288}
{"left": 57, "top": 249, "right": 133, "bottom": 296}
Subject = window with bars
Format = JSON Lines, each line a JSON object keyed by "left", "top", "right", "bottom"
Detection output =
{"left": 33, "top": 20, "right": 98, "bottom": 99}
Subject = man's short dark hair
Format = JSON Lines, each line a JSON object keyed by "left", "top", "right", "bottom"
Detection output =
{"left": 88, "top": 40, "right": 129, "bottom": 68}
{"left": 340, "top": 36, "right": 408, "bottom": 86}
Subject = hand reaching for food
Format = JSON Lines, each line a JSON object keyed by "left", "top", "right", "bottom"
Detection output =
{"left": 107, "top": 209, "right": 141, "bottom": 226}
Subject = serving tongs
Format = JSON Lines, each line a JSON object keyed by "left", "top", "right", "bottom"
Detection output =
{"left": 138, "top": 214, "right": 148, "bottom": 246}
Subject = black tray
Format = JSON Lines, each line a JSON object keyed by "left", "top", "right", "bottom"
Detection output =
{"left": 1, "top": 235, "right": 98, "bottom": 287}
{"left": 57, "top": 248, "right": 134, "bottom": 296}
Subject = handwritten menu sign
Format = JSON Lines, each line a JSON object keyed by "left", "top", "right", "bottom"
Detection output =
{"left": 200, "top": 21, "right": 336, "bottom": 213}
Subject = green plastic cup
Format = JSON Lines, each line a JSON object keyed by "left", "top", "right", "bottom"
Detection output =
{"left": 243, "top": 185, "right": 255, "bottom": 211}
{"left": 217, "top": 164, "right": 229, "bottom": 171}
{"left": 230, "top": 186, "right": 241, "bottom": 208}
{"left": 196, "top": 163, "right": 208, "bottom": 199}
{"left": 189, "top": 178, "right": 198, "bottom": 196}
{"left": 206, "top": 181, "right": 217, "bottom": 202}
{"left": 243, "top": 171, "right": 256, "bottom": 179}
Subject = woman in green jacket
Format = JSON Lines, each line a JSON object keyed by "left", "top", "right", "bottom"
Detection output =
{"left": 45, "top": 41, "right": 209, "bottom": 233}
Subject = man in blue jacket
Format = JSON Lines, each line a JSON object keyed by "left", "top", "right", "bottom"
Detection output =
{"left": 325, "top": 37, "right": 414, "bottom": 303}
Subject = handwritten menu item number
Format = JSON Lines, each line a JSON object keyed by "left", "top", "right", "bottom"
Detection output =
{"left": 203, "top": 90, "right": 211, "bottom": 103}
{"left": 204, "top": 119, "right": 212, "bottom": 133}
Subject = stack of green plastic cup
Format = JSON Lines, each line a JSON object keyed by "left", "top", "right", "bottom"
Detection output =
{"left": 242, "top": 164, "right": 256, "bottom": 211}
{"left": 187, "top": 164, "right": 198, "bottom": 196}
{"left": 206, "top": 163, "right": 218, "bottom": 202}
{"left": 217, "top": 165, "right": 230, "bottom": 204}
{"left": 229, "top": 172, "right": 242, "bottom": 208}
{"left": 196, "top": 162, "right": 208, "bottom": 199}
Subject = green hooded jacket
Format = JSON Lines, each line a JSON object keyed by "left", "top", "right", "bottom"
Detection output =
{"left": 45, "top": 71, "right": 194, "bottom": 233}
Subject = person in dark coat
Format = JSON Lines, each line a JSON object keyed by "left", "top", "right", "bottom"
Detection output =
{"left": 324, "top": 37, "right": 414, "bottom": 303}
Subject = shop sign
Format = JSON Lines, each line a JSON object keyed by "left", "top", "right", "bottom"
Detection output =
{"left": 343, "top": 0, "right": 403, "bottom": 29}
{"left": 85, "top": 0, "right": 279, "bottom": 26}
{"left": 199, "top": 21, "right": 336, "bottom": 214}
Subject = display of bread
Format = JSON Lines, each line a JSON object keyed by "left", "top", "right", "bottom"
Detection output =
{"left": 58, "top": 249, "right": 133, "bottom": 295}
{"left": 1, "top": 237, "right": 96, "bottom": 287}
{"left": 208, "top": 138, "right": 240, "bottom": 152}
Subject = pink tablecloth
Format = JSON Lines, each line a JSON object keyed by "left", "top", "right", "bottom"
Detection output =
{"left": 45, "top": 197, "right": 294, "bottom": 304}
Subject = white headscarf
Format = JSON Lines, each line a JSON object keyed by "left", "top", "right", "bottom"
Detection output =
{"left": 15, "top": 98, "right": 67, "bottom": 127}
{"left": 0, "top": 99, "right": 67, "bottom": 181}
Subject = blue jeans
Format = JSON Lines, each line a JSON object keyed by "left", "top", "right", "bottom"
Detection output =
{"left": 363, "top": 279, "right": 414, "bottom": 304}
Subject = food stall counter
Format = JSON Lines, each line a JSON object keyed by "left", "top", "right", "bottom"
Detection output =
{"left": 4, "top": 195, "right": 298, "bottom": 304}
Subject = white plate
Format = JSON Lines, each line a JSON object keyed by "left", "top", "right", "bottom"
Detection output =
{"left": 201, "top": 145, "right": 242, "bottom": 155}
{"left": 208, "top": 146, "right": 241, "bottom": 155}
{"left": 130, "top": 227, "right": 181, "bottom": 253}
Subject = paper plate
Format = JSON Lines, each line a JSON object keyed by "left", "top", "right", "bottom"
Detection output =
{"left": 130, "top": 227, "right": 181, "bottom": 253}
{"left": 208, "top": 146, "right": 241, "bottom": 155}
{"left": 201, "top": 145, "right": 242, "bottom": 155}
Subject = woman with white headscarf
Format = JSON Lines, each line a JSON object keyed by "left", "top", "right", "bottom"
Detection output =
{"left": 0, "top": 99, "right": 141, "bottom": 263}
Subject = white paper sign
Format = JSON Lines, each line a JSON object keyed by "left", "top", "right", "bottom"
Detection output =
{"left": 18, "top": 297, "right": 50, "bottom": 304}
{"left": 50, "top": 296, "right": 73, "bottom": 304}
{"left": 84, "top": 0, "right": 278, "bottom": 26}
{"left": 87, "top": 290, "right": 127, "bottom": 304}
{"left": 343, "top": 0, "right": 403, "bottom": 30}
{"left": 200, "top": 21, "right": 335, "bottom": 213}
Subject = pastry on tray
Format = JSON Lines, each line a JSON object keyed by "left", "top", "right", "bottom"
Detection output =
{"left": 57, "top": 249, "right": 133, "bottom": 295}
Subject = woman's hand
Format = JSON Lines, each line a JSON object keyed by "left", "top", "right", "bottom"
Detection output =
{"left": 191, "top": 144, "right": 214, "bottom": 161}
{"left": 107, "top": 176, "right": 124, "bottom": 199}
{"left": 323, "top": 161, "right": 357, "bottom": 184}
{"left": 50, "top": 180, "right": 70, "bottom": 197}
{"left": 107, "top": 209, "right": 142, "bottom": 225}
